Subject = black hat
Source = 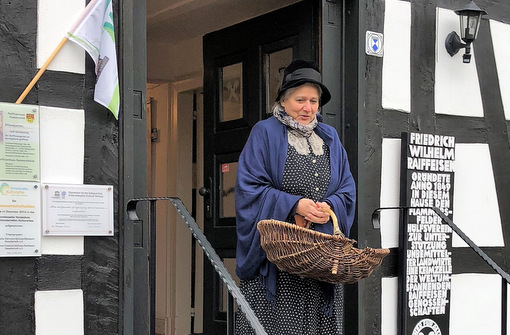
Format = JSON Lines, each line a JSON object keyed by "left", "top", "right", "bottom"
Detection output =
{"left": 275, "top": 60, "right": 331, "bottom": 106}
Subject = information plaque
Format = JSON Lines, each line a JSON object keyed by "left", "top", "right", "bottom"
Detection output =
{"left": 0, "top": 102, "right": 40, "bottom": 181}
{"left": 399, "top": 132, "right": 455, "bottom": 335}
{"left": 42, "top": 184, "right": 114, "bottom": 236}
{"left": 0, "top": 181, "right": 41, "bottom": 257}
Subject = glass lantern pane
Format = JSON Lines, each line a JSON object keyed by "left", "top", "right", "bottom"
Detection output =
{"left": 460, "top": 13, "right": 481, "bottom": 41}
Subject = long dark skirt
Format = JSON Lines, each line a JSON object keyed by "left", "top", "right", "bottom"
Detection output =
{"left": 235, "top": 271, "right": 344, "bottom": 335}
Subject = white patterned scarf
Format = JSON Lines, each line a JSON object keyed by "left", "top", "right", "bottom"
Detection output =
{"left": 273, "top": 106, "right": 324, "bottom": 156}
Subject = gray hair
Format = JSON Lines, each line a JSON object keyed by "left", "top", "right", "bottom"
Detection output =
{"left": 272, "top": 83, "right": 322, "bottom": 115}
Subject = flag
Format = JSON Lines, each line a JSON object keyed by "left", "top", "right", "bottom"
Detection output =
{"left": 66, "top": 0, "right": 120, "bottom": 119}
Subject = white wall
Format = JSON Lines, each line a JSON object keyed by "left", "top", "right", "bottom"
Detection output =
{"left": 435, "top": 7, "right": 484, "bottom": 117}
{"left": 40, "top": 106, "right": 85, "bottom": 255}
{"left": 490, "top": 19, "right": 510, "bottom": 120}
{"left": 35, "top": 290, "right": 84, "bottom": 335}
{"left": 382, "top": 0, "right": 411, "bottom": 112}
{"left": 381, "top": 274, "right": 504, "bottom": 334}
{"left": 37, "top": 0, "right": 85, "bottom": 74}
{"left": 35, "top": 1, "right": 88, "bottom": 333}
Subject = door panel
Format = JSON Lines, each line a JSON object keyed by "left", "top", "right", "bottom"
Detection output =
{"left": 202, "top": 1, "right": 319, "bottom": 333}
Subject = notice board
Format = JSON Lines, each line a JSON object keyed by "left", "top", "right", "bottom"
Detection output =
{"left": 399, "top": 132, "right": 455, "bottom": 335}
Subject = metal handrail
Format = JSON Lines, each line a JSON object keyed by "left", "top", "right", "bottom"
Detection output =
{"left": 126, "top": 197, "right": 267, "bottom": 335}
{"left": 372, "top": 206, "right": 510, "bottom": 335}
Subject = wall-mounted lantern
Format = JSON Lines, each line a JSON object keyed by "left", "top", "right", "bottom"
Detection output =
{"left": 445, "top": 1, "right": 487, "bottom": 63}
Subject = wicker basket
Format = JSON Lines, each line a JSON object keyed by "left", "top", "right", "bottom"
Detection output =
{"left": 257, "top": 208, "right": 390, "bottom": 284}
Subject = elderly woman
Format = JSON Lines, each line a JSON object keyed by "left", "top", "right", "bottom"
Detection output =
{"left": 234, "top": 60, "right": 356, "bottom": 334}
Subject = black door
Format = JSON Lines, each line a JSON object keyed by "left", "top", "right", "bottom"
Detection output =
{"left": 202, "top": 1, "right": 320, "bottom": 333}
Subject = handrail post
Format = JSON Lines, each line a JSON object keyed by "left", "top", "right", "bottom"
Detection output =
{"left": 503, "top": 277, "right": 507, "bottom": 335}
{"left": 149, "top": 199, "right": 157, "bottom": 335}
{"left": 227, "top": 293, "right": 235, "bottom": 334}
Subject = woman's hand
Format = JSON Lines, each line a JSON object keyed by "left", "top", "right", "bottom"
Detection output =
{"left": 296, "top": 199, "right": 331, "bottom": 224}
{"left": 294, "top": 214, "right": 309, "bottom": 228}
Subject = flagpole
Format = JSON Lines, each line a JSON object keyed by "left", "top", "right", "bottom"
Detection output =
{"left": 15, "top": 37, "right": 69, "bottom": 104}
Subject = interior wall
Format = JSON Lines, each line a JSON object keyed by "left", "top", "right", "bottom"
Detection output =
{"left": 173, "top": 89, "right": 194, "bottom": 335}
{"left": 146, "top": 83, "right": 173, "bottom": 334}
{"left": 147, "top": 79, "right": 204, "bottom": 335}
{"left": 148, "top": 37, "right": 203, "bottom": 83}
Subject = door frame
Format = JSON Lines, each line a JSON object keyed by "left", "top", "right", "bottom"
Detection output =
{"left": 120, "top": 0, "right": 362, "bottom": 333}
{"left": 120, "top": 0, "right": 149, "bottom": 334}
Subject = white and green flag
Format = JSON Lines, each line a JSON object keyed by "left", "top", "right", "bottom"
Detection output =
{"left": 67, "top": 0, "right": 119, "bottom": 119}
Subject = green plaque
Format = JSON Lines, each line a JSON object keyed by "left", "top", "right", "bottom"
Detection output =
{"left": 0, "top": 102, "right": 40, "bottom": 181}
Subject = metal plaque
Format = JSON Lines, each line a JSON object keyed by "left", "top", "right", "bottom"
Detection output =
{"left": 42, "top": 184, "right": 114, "bottom": 236}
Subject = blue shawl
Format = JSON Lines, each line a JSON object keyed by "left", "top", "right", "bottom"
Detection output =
{"left": 235, "top": 116, "right": 356, "bottom": 305}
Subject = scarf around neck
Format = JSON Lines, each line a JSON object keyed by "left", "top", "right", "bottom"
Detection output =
{"left": 274, "top": 107, "right": 325, "bottom": 155}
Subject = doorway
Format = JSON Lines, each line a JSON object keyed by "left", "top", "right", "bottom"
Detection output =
{"left": 143, "top": 1, "right": 347, "bottom": 334}
{"left": 146, "top": 78, "right": 205, "bottom": 335}
{"left": 201, "top": 1, "right": 319, "bottom": 333}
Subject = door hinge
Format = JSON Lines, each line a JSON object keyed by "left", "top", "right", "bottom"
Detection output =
{"left": 151, "top": 128, "right": 159, "bottom": 142}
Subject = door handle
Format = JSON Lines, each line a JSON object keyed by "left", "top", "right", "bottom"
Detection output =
{"left": 198, "top": 187, "right": 210, "bottom": 197}
{"left": 200, "top": 177, "right": 213, "bottom": 219}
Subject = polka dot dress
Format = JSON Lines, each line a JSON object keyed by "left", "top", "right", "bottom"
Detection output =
{"left": 235, "top": 132, "right": 345, "bottom": 335}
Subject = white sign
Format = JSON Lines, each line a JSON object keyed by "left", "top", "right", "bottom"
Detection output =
{"left": 42, "top": 184, "right": 114, "bottom": 236}
{"left": 0, "top": 181, "right": 41, "bottom": 257}
{"left": 366, "top": 30, "right": 384, "bottom": 57}
{"left": 0, "top": 102, "right": 40, "bottom": 181}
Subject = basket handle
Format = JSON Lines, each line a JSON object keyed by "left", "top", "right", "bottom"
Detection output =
{"left": 321, "top": 207, "right": 344, "bottom": 237}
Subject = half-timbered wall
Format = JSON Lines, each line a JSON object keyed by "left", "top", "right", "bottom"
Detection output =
{"left": 359, "top": 0, "right": 510, "bottom": 333}
{"left": 0, "top": 1, "right": 120, "bottom": 334}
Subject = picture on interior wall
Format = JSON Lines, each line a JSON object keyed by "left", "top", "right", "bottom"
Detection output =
{"left": 221, "top": 62, "right": 243, "bottom": 122}
{"left": 222, "top": 77, "right": 242, "bottom": 121}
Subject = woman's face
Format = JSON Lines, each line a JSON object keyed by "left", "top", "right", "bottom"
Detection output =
{"left": 280, "top": 83, "right": 320, "bottom": 125}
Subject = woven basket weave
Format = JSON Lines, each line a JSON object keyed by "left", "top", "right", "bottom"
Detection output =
{"left": 257, "top": 208, "right": 390, "bottom": 284}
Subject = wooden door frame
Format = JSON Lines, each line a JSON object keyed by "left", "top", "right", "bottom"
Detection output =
{"left": 118, "top": 0, "right": 362, "bottom": 334}
{"left": 120, "top": 0, "right": 149, "bottom": 334}
{"left": 322, "top": 1, "right": 362, "bottom": 334}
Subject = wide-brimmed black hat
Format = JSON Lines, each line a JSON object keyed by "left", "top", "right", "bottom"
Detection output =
{"left": 275, "top": 60, "right": 331, "bottom": 106}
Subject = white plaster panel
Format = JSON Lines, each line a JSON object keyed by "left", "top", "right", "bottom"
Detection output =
{"left": 39, "top": 106, "right": 84, "bottom": 255}
{"left": 40, "top": 106, "right": 84, "bottom": 184}
{"left": 37, "top": 0, "right": 85, "bottom": 73}
{"left": 381, "top": 277, "right": 398, "bottom": 335}
{"left": 490, "top": 19, "right": 510, "bottom": 120}
{"left": 41, "top": 236, "right": 84, "bottom": 255}
{"left": 380, "top": 138, "right": 401, "bottom": 248}
{"left": 382, "top": 0, "right": 411, "bottom": 112}
{"left": 450, "top": 274, "right": 500, "bottom": 334}
{"left": 453, "top": 143, "right": 503, "bottom": 247}
{"left": 35, "top": 289, "right": 84, "bottom": 335}
{"left": 435, "top": 8, "right": 484, "bottom": 117}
